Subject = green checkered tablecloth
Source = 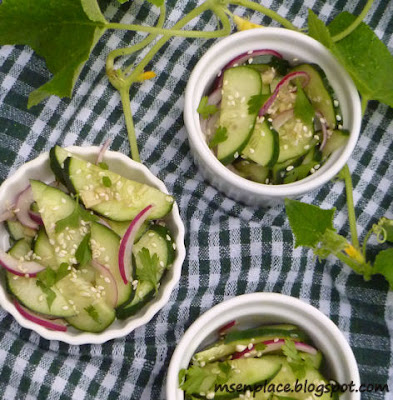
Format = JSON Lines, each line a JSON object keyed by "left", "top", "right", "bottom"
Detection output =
{"left": 0, "top": 0, "right": 392, "bottom": 399}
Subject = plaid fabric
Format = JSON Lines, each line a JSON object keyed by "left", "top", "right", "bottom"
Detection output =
{"left": 0, "top": 0, "right": 392, "bottom": 399}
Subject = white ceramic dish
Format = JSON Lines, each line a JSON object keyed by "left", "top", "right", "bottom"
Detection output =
{"left": 167, "top": 292, "right": 360, "bottom": 400}
{"left": 0, "top": 146, "right": 186, "bottom": 345}
{"left": 184, "top": 28, "right": 362, "bottom": 207}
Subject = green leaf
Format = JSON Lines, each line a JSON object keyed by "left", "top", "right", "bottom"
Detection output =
{"left": 216, "top": 362, "right": 232, "bottom": 384}
{"left": 285, "top": 199, "right": 336, "bottom": 248}
{"left": 307, "top": 9, "right": 335, "bottom": 49}
{"left": 294, "top": 82, "right": 315, "bottom": 125}
{"left": 37, "top": 263, "right": 71, "bottom": 287}
{"left": 328, "top": 12, "right": 393, "bottom": 108}
{"left": 377, "top": 218, "right": 393, "bottom": 243}
{"left": 179, "top": 365, "right": 216, "bottom": 395}
{"left": 282, "top": 339, "right": 314, "bottom": 380}
{"left": 248, "top": 93, "right": 268, "bottom": 115}
{"left": 136, "top": 248, "right": 161, "bottom": 293}
{"left": 36, "top": 280, "right": 56, "bottom": 309}
{"left": 197, "top": 96, "right": 219, "bottom": 119}
{"left": 313, "top": 229, "right": 348, "bottom": 259}
{"left": 55, "top": 199, "right": 97, "bottom": 233}
{"left": 0, "top": 0, "right": 108, "bottom": 107}
{"left": 84, "top": 305, "right": 100, "bottom": 323}
{"left": 209, "top": 126, "right": 228, "bottom": 148}
{"left": 373, "top": 248, "right": 393, "bottom": 290}
{"left": 98, "top": 162, "right": 109, "bottom": 170}
{"left": 75, "top": 233, "right": 92, "bottom": 266}
{"left": 102, "top": 176, "right": 112, "bottom": 187}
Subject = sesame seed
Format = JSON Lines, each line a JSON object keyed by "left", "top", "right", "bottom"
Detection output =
{"left": 248, "top": 58, "right": 253, "bottom": 64}
{"left": 76, "top": 169, "right": 82, "bottom": 174}
{"left": 217, "top": 71, "right": 222, "bottom": 77}
{"left": 333, "top": 99, "right": 339, "bottom": 107}
{"left": 249, "top": 148, "right": 255, "bottom": 154}
{"left": 234, "top": 152, "right": 239, "bottom": 159}
{"left": 310, "top": 168, "right": 316, "bottom": 174}
{"left": 247, "top": 50, "right": 253, "bottom": 55}
{"left": 172, "top": 243, "right": 177, "bottom": 250}
{"left": 338, "top": 124, "right": 343, "bottom": 130}
{"left": 314, "top": 164, "right": 321, "bottom": 170}
{"left": 336, "top": 115, "right": 342, "bottom": 121}
{"left": 286, "top": 165, "right": 294, "bottom": 171}
{"left": 62, "top": 306, "right": 69, "bottom": 310}
{"left": 304, "top": 144, "right": 310, "bottom": 150}
{"left": 265, "top": 178, "right": 269, "bottom": 184}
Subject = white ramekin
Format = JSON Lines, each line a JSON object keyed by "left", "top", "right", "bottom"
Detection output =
{"left": 184, "top": 28, "right": 362, "bottom": 207}
{"left": 0, "top": 147, "right": 185, "bottom": 345}
{"left": 167, "top": 293, "right": 360, "bottom": 399}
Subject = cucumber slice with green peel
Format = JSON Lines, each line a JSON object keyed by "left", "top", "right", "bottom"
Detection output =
{"left": 30, "top": 180, "right": 87, "bottom": 268}
{"left": 233, "top": 160, "right": 270, "bottom": 184}
{"left": 242, "top": 120, "right": 280, "bottom": 167}
{"left": 283, "top": 162, "right": 320, "bottom": 184}
{"left": 322, "top": 129, "right": 349, "bottom": 159}
{"left": 194, "top": 327, "right": 307, "bottom": 364}
{"left": 90, "top": 221, "right": 132, "bottom": 307}
{"left": 49, "top": 145, "right": 75, "bottom": 185}
{"left": 217, "top": 66, "right": 262, "bottom": 165}
{"left": 291, "top": 64, "right": 337, "bottom": 129}
{"left": 276, "top": 116, "right": 317, "bottom": 164}
{"left": 6, "top": 239, "right": 76, "bottom": 318}
{"left": 6, "top": 220, "right": 36, "bottom": 243}
{"left": 33, "top": 228, "right": 58, "bottom": 269}
{"left": 63, "top": 156, "right": 174, "bottom": 221}
{"left": 271, "top": 157, "right": 304, "bottom": 185}
{"left": 185, "top": 358, "right": 282, "bottom": 398}
{"left": 103, "top": 218, "right": 150, "bottom": 240}
{"left": 57, "top": 272, "right": 115, "bottom": 332}
{"left": 116, "top": 226, "right": 173, "bottom": 319}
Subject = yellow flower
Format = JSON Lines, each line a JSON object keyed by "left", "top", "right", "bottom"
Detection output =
{"left": 233, "top": 15, "right": 263, "bottom": 31}
{"left": 344, "top": 244, "right": 365, "bottom": 264}
{"left": 136, "top": 71, "right": 156, "bottom": 82}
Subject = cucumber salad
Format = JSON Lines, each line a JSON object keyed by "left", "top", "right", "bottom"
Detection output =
{"left": 198, "top": 50, "right": 349, "bottom": 185}
{"left": 0, "top": 146, "right": 176, "bottom": 333}
{"left": 179, "top": 322, "right": 339, "bottom": 399}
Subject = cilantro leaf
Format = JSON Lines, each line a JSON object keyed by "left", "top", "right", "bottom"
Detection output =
{"left": 55, "top": 199, "right": 97, "bottom": 233}
{"left": 248, "top": 94, "right": 268, "bottom": 115}
{"left": 36, "top": 280, "right": 56, "bottom": 309}
{"left": 98, "top": 162, "right": 109, "bottom": 170}
{"left": 102, "top": 176, "right": 112, "bottom": 187}
{"left": 84, "top": 305, "right": 100, "bottom": 323}
{"left": 294, "top": 81, "right": 315, "bottom": 125}
{"left": 0, "top": 0, "right": 108, "bottom": 108}
{"left": 282, "top": 340, "right": 314, "bottom": 380}
{"left": 285, "top": 199, "right": 336, "bottom": 248}
{"left": 327, "top": 12, "right": 393, "bottom": 108}
{"left": 179, "top": 365, "right": 217, "bottom": 395}
{"left": 37, "top": 263, "right": 71, "bottom": 288}
{"left": 373, "top": 248, "right": 393, "bottom": 290}
{"left": 197, "top": 96, "right": 219, "bottom": 119}
{"left": 136, "top": 248, "right": 161, "bottom": 293}
{"left": 75, "top": 233, "right": 92, "bottom": 266}
{"left": 216, "top": 362, "right": 232, "bottom": 384}
{"left": 209, "top": 126, "right": 228, "bottom": 148}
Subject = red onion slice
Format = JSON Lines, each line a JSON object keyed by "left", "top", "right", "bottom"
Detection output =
{"left": 218, "top": 320, "right": 236, "bottom": 336}
{"left": 0, "top": 209, "right": 14, "bottom": 223}
{"left": 316, "top": 111, "right": 328, "bottom": 150}
{"left": 28, "top": 210, "right": 43, "bottom": 225}
{"left": 232, "top": 338, "right": 317, "bottom": 359}
{"left": 96, "top": 138, "right": 111, "bottom": 165}
{"left": 272, "top": 109, "right": 294, "bottom": 130}
{"left": 215, "top": 49, "right": 283, "bottom": 88}
{"left": 91, "top": 260, "right": 118, "bottom": 308}
{"left": 258, "top": 71, "right": 310, "bottom": 117}
{"left": 200, "top": 88, "right": 222, "bottom": 136}
{"left": 0, "top": 249, "right": 46, "bottom": 277}
{"left": 14, "top": 300, "right": 67, "bottom": 331}
{"left": 118, "top": 205, "right": 154, "bottom": 284}
{"left": 15, "top": 186, "right": 39, "bottom": 230}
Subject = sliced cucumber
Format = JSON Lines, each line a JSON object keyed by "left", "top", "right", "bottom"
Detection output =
{"left": 233, "top": 160, "right": 270, "bottom": 184}
{"left": 116, "top": 225, "right": 174, "bottom": 319}
{"left": 90, "top": 221, "right": 132, "bottom": 307}
{"left": 33, "top": 228, "right": 58, "bottom": 268}
{"left": 6, "top": 220, "right": 36, "bottom": 243}
{"left": 30, "top": 180, "right": 86, "bottom": 267}
{"left": 49, "top": 145, "right": 75, "bottom": 185}
{"left": 217, "top": 66, "right": 262, "bottom": 165}
{"left": 103, "top": 218, "right": 150, "bottom": 240}
{"left": 322, "top": 129, "right": 349, "bottom": 159}
{"left": 291, "top": 64, "right": 336, "bottom": 129}
{"left": 63, "top": 156, "right": 174, "bottom": 221}
{"left": 242, "top": 120, "right": 280, "bottom": 167}
{"left": 8, "top": 238, "right": 31, "bottom": 258}
{"left": 276, "top": 116, "right": 317, "bottom": 163}
{"left": 56, "top": 272, "right": 115, "bottom": 333}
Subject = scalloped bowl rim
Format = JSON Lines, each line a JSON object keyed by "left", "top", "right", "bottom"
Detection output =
{"left": 0, "top": 146, "right": 186, "bottom": 345}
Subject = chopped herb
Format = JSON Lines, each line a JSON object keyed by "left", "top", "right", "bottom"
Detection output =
{"left": 136, "top": 248, "right": 161, "bottom": 293}
{"left": 282, "top": 339, "right": 314, "bottom": 379}
{"left": 55, "top": 198, "right": 97, "bottom": 233}
{"left": 37, "top": 263, "right": 71, "bottom": 288}
{"left": 36, "top": 280, "right": 56, "bottom": 309}
{"left": 247, "top": 93, "right": 268, "bottom": 115}
{"left": 84, "top": 305, "right": 100, "bottom": 323}
{"left": 102, "top": 176, "right": 112, "bottom": 187}
{"left": 294, "top": 81, "right": 315, "bottom": 125}
{"left": 98, "top": 162, "right": 109, "bottom": 170}
{"left": 208, "top": 126, "right": 228, "bottom": 148}
{"left": 75, "top": 233, "right": 92, "bottom": 266}
{"left": 197, "top": 96, "right": 219, "bottom": 119}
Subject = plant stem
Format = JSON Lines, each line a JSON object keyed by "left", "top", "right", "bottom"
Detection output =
{"left": 119, "top": 86, "right": 140, "bottom": 162}
{"left": 332, "top": 0, "right": 375, "bottom": 42}
{"left": 227, "top": 0, "right": 299, "bottom": 31}
{"left": 341, "top": 164, "right": 360, "bottom": 249}
{"left": 335, "top": 251, "right": 370, "bottom": 278}
{"left": 361, "top": 96, "right": 368, "bottom": 115}
{"left": 362, "top": 227, "right": 374, "bottom": 259}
